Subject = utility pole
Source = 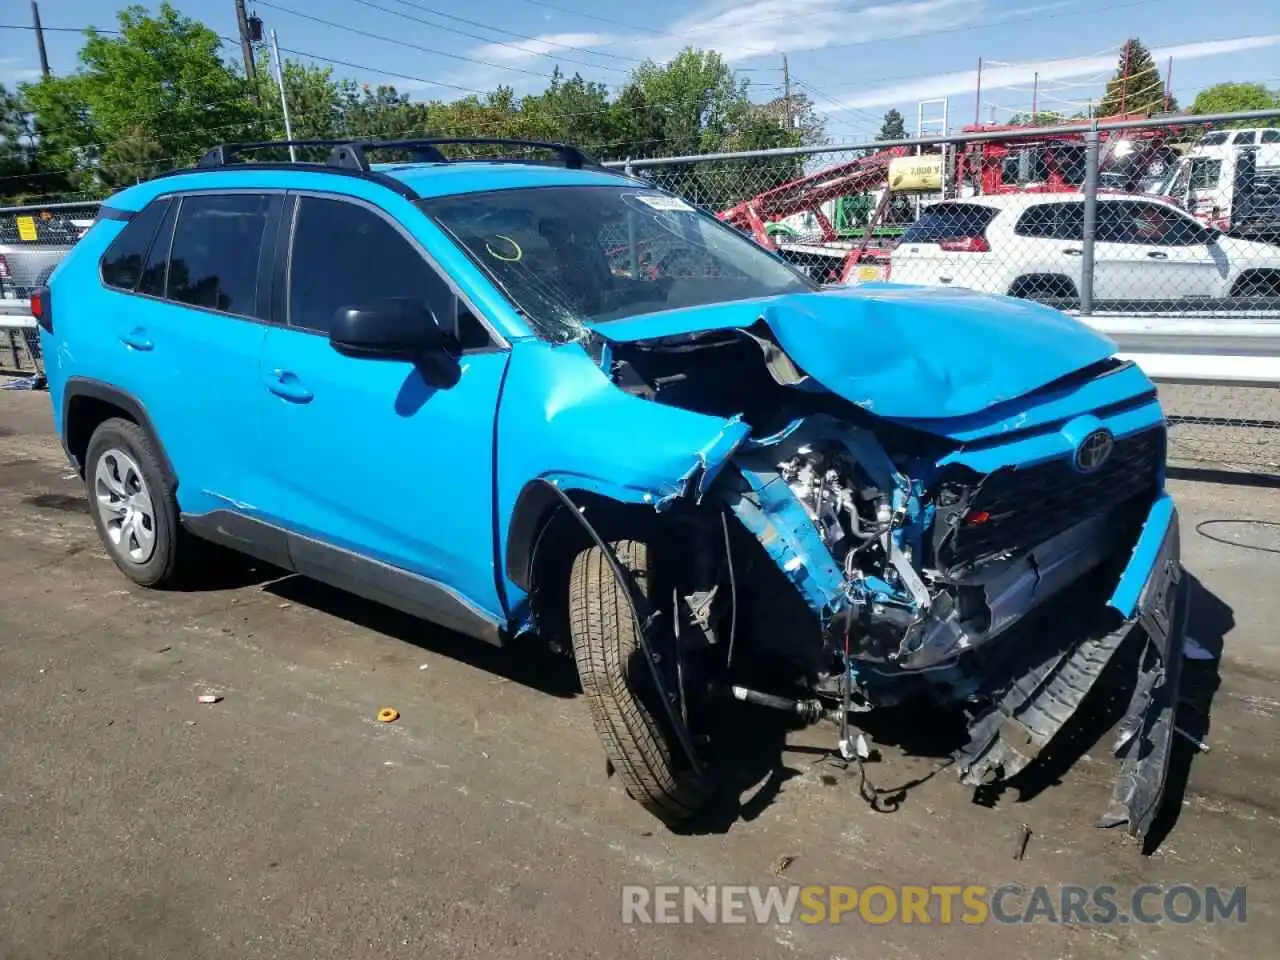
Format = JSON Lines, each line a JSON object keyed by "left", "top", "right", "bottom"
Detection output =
{"left": 1031, "top": 71, "right": 1038, "bottom": 124}
{"left": 1118, "top": 40, "right": 1130, "bottom": 116}
{"left": 31, "top": 1, "right": 50, "bottom": 78}
{"left": 234, "top": 0, "right": 259, "bottom": 100}
{"left": 973, "top": 57, "right": 983, "bottom": 127}
{"left": 269, "top": 29, "right": 296, "bottom": 162}
{"left": 781, "top": 53, "right": 793, "bottom": 129}
{"left": 1164, "top": 56, "right": 1173, "bottom": 112}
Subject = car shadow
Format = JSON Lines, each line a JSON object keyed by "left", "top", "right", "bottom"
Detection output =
{"left": 262, "top": 573, "right": 580, "bottom": 698}
{"left": 681, "top": 573, "right": 1231, "bottom": 844}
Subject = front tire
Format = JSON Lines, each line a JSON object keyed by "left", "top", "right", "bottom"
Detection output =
{"left": 85, "top": 418, "right": 186, "bottom": 588}
{"left": 569, "top": 540, "right": 709, "bottom": 825}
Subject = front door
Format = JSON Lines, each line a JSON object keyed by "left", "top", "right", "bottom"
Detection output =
{"left": 258, "top": 193, "right": 510, "bottom": 620}
{"left": 1092, "top": 200, "right": 1220, "bottom": 305}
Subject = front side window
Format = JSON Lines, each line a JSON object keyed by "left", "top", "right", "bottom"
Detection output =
{"left": 1234, "top": 131, "right": 1257, "bottom": 145}
{"left": 287, "top": 196, "right": 455, "bottom": 335}
{"left": 100, "top": 199, "right": 170, "bottom": 291}
{"left": 1200, "top": 131, "right": 1229, "bottom": 146}
{"left": 166, "top": 194, "right": 273, "bottom": 316}
{"left": 420, "top": 186, "right": 813, "bottom": 341}
{"left": 1188, "top": 158, "right": 1222, "bottom": 190}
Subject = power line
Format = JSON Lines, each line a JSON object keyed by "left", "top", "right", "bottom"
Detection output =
{"left": 366, "top": 0, "right": 644, "bottom": 64}
{"left": 254, "top": 2, "right": 576, "bottom": 80}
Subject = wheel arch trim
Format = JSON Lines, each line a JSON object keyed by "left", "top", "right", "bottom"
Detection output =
{"left": 62, "top": 377, "right": 177, "bottom": 488}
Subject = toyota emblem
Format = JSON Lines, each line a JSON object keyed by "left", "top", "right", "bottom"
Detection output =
{"left": 1075, "top": 429, "right": 1115, "bottom": 473}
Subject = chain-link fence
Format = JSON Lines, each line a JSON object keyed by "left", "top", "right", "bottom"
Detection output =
{"left": 608, "top": 109, "right": 1280, "bottom": 476}
{"left": 1, "top": 114, "right": 1278, "bottom": 471}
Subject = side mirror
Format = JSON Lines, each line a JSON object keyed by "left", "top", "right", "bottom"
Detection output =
{"left": 329, "top": 298, "right": 453, "bottom": 361}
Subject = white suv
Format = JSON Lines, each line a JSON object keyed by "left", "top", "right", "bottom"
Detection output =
{"left": 889, "top": 193, "right": 1280, "bottom": 306}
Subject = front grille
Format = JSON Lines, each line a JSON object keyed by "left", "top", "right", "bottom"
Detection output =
{"left": 933, "top": 428, "right": 1163, "bottom": 573}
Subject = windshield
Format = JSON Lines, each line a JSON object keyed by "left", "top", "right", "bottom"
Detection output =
{"left": 419, "top": 185, "right": 814, "bottom": 341}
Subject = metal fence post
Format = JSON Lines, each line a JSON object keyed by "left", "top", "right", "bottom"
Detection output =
{"left": 1080, "top": 128, "right": 1099, "bottom": 316}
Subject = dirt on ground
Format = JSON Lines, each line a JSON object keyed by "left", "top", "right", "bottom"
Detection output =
{"left": 0, "top": 388, "right": 1276, "bottom": 959}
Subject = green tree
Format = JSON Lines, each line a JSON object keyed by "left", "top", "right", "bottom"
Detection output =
{"left": 1097, "top": 39, "right": 1175, "bottom": 117}
{"left": 20, "top": 4, "right": 259, "bottom": 193}
{"left": 606, "top": 83, "right": 667, "bottom": 161}
{"left": 1007, "top": 110, "right": 1070, "bottom": 127}
{"left": 1190, "top": 82, "right": 1280, "bottom": 124}
{"left": 255, "top": 55, "right": 346, "bottom": 143}
{"left": 876, "top": 108, "right": 906, "bottom": 141}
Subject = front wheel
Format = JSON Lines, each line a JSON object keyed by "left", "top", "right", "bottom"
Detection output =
{"left": 569, "top": 540, "right": 710, "bottom": 825}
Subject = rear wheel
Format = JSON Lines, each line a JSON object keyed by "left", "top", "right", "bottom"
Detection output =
{"left": 1230, "top": 271, "right": 1280, "bottom": 299}
{"left": 1008, "top": 274, "right": 1079, "bottom": 308}
{"left": 569, "top": 540, "right": 709, "bottom": 825}
{"left": 85, "top": 418, "right": 188, "bottom": 588}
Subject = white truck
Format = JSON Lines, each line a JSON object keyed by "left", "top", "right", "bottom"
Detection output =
{"left": 1161, "top": 128, "right": 1280, "bottom": 242}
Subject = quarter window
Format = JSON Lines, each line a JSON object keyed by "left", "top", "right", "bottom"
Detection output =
{"left": 100, "top": 199, "right": 171, "bottom": 291}
{"left": 166, "top": 194, "right": 273, "bottom": 316}
{"left": 287, "top": 197, "right": 456, "bottom": 336}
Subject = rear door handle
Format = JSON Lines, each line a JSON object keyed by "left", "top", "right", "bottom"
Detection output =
{"left": 1062, "top": 248, "right": 1083, "bottom": 256}
{"left": 265, "top": 370, "right": 314, "bottom": 403}
{"left": 119, "top": 330, "right": 153, "bottom": 351}
{"left": 1146, "top": 251, "right": 1169, "bottom": 259}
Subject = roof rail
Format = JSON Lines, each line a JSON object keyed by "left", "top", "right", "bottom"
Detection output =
{"left": 196, "top": 140, "right": 351, "bottom": 168}
{"left": 328, "top": 138, "right": 597, "bottom": 172}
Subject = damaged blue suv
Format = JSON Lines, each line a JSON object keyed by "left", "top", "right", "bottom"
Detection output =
{"left": 37, "top": 138, "right": 1186, "bottom": 838}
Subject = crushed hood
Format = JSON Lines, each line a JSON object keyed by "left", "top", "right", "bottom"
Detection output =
{"left": 586, "top": 284, "right": 1117, "bottom": 420}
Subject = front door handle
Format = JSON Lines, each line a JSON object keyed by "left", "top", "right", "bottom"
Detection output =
{"left": 119, "top": 329, "right": 154, "bottom": 351}
{"left": 1062, "top": 248, "right": 1083, "bottom": 257}
{"left": 265, "top": 370, "right": 314, "bottom": 403}
{"left": 1147, "top": 251, "right": 1169, "bottom": 259}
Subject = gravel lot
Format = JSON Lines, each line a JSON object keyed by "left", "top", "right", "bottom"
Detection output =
{"left": 1, "top": 387, "right": 1277, "bottom": 959}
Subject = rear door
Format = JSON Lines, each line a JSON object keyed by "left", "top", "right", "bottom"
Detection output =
{"left": 890, "top": 203, "right": 1000, "bottom": 291}
{"left": 96, "top": 191, "right": 279, "bottom": 517}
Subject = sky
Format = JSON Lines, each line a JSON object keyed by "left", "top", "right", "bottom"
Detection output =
{"left": 2, "top": 0, "right": 1278, "bottom": 142}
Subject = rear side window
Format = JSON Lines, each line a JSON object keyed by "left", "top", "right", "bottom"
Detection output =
{"left": 901, "top": 204, "right": 998, "bottom": 243}
{"left": 137, "top": 200, "right": 178, "bottom": 298}
{"left": 100, "top": 199, "right": 171, "bottom": 291}
{"left": 287, "top": 197, "right": 455, "bottom": 335}
{"left": 1200, "top": 132, "right": 1229, "bottom": 145}
{"left": 1234, "top": 131, "right": 1257, "bottom": 145}
{"left": 1014, "top": 203, "right": 1084, "bottom": 241}
{"left": 166, "top": 194, "right": 273, "bottom": 316}
{"left": 1263, "top": 130, "right": 1280, "bottom": 144}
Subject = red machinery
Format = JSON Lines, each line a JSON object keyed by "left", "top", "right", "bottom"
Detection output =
{"left": 719, "top": 115, "right": 1184, "bottom": 283}
{"left": 718, "top": 146, "right": 911, "bottom": 283}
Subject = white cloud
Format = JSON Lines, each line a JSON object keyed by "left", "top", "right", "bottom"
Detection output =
{"left": 0, "top": 58, "right": 41, "bottom": 89}
{"left": 627, "top": 0, "right": 984, "bottom": 64}
{"left": 826, "top": 33, "right": 1280, "bottom": 111}
{"left": 471, "top": 32, "right": 614, "bottom": 64}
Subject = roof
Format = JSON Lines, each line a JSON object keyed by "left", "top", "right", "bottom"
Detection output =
{"left": 104, "top": 158, "right": 637, "bottom": 212}
{"left": 375, "top": 161, "right": 634, "bottom": 198}
{"left": 935, "top": 191, "right": 1177, "bottom": 211}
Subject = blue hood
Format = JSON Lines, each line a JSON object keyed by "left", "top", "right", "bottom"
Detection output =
{"left": 585, "top": 284, "right": 1118, "bottom": 420}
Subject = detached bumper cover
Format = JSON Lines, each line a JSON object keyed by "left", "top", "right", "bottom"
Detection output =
{"left": 955, "top": 494, "right": 1187, "bottom": 839}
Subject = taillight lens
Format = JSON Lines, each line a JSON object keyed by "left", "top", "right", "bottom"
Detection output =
{"left": 938, "top": 235, "right": 991, "bottom": 252}
{"left": 31, "top": 286, "right": 51, "bottom": 333}
{"left": 0, "top": 254, "right": 10, "bottom": 280}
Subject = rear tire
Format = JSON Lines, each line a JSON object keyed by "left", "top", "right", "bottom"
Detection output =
{"left": 569, "top": 540, "right": 709, "bottom": 825}
{"left": 84, "top": 418, "right": 188, "bottom": 588}
{"left": 1008, "top": 274, "right": 1079, "bottom": 308}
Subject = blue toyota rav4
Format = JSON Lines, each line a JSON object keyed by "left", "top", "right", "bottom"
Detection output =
{"left": 36, "top": 138, "right": 1187, "bottom": 837}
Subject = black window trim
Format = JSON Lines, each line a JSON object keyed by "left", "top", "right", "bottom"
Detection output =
{"left": 98, "top": 187, "right": 286, "bottom": 327}
{"left": 97, "top": 196, "right": 172, "bottom": 293}
{"left": 281, "top": 188, "right": 508, "bottom": 353}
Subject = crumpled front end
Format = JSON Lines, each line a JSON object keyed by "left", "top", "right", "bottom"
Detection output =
{"left": 581, "top": 295, "right": 1187, "bottom": 839}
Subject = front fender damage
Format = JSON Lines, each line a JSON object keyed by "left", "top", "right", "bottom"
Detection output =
{"left": 954, "top": 495, "right": 1187, "bottom": 840}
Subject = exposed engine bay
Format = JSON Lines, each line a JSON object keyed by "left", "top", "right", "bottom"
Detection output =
{"left": 599, "top": 326, "right": 1160, "bottom": 694}
{"left": 577, "top": 317, "right": 1182, "bottom": 839}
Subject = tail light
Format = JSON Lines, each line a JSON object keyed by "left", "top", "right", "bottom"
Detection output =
{"left": 31, "top": 286, "right": 51, "bottom": 333}
{"left": 938, "top": 235, "right": 991, "bottom": 253}
{"left": 0, "top": 254, "right": 9, "bottom": 280}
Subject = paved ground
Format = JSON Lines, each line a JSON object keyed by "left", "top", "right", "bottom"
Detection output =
{"left": 1, "top": 387, "right": 1277, "bottom": 959}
